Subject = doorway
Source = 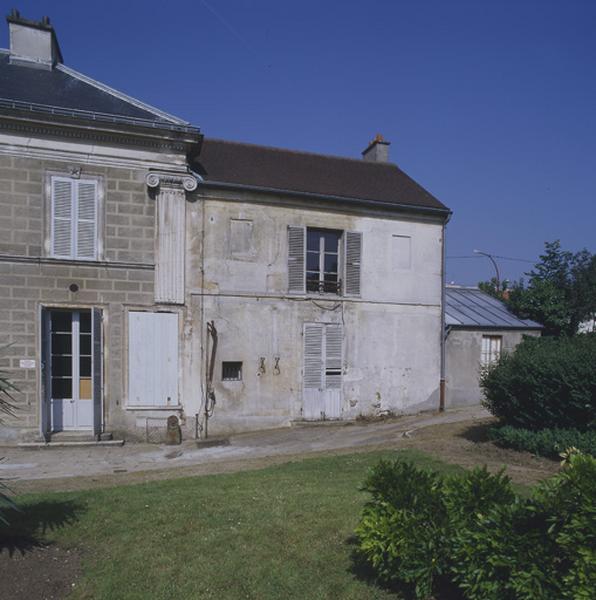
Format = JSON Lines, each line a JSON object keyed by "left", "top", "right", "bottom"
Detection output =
{"left": 42, "top": 308, "right": 102, "bottom": 436}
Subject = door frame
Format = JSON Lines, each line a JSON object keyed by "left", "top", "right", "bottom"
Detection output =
{"left": 40, "top": 304, "right": 104, "bottom": 441}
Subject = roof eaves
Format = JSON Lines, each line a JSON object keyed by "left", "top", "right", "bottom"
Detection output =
{"left": 56, "top": 63, "right": 191, "bottom": 127}
{"left": 201, "top": 179, "right": 452, "bottom": 218}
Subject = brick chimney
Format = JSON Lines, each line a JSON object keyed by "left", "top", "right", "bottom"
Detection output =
{"left": 7, "top": 9, "right": 63, "bottom": 68}
{"left": 362, "top": 134, "right": 390, "bottom": 163}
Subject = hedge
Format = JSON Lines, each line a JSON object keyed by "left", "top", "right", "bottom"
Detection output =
{"left": 355, "top": 453, "right": 596, "bottom": 599}
{"left": 481, "top": 334, "right": 596, "bottom": 431}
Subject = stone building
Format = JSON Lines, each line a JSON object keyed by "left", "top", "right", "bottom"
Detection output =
{"left": 444, "top": 285, "right": 542, "bottom": 408}
{"left": 0, "top": 12, "right": 451, "bottom": 443}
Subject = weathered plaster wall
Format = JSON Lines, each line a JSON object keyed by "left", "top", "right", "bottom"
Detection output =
{"left": 445, "top": 328, "right": 541, "bottom": 408}
{"left": 184, "top": 191, "right": 444, "bottom": 434}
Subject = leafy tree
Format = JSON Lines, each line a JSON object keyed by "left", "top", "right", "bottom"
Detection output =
{"left": 478, "top": 241, "right": 596, "bottom": 336}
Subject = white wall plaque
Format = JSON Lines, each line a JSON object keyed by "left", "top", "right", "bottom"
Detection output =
{"left": 19, "top": 359, "right": 35, "bottom": 369}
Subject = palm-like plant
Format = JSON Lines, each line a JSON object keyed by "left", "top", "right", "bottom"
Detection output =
{"left": 0, "top": 363, "right": 18, "bottom": 525}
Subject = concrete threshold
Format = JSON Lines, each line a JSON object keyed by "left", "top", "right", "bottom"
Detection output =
{"left": 18, "top": 439, "right": 125, "bottom": 449}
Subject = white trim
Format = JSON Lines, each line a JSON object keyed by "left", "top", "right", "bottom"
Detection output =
{"left": 56, "top": 64, "right": 190, "bottom": 126}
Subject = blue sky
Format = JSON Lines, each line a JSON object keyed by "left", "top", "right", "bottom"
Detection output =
{"left": 5, "top": 1, "right": 595, "bottom": 285}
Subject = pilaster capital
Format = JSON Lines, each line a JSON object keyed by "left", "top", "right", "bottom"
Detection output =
{"left": 145, "top": 171, "right": 198, "bottom": 192}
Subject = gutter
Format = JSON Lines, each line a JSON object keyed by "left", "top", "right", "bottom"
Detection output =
{"left": 200, "top": 179, "right": 452, "bottom": 219}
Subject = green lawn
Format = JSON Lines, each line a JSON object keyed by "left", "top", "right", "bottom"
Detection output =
{"left": 7, "top": 449, "right": 463, "bottom": 599}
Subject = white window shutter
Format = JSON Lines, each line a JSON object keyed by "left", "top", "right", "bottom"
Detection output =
{"left": 76, "top": 181, "right": 97, "bottom": 259}
{"left": 288, "top": 225, "right": 306, "bottom": 293}
{"left": 344, "top": 231, "right": 362, "bottom": 296}
{"left": 51, "top": 178, "right": 73, "bottom": 257}
{"left": 303, "top": 324, "right": 323, "bottom": 389}
{"left": 325, "top": 324, "right": 342, "bottom": 389}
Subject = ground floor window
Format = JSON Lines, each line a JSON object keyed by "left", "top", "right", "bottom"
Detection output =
{"left": 481, "top": 335, "right": 502, "bottom": 367}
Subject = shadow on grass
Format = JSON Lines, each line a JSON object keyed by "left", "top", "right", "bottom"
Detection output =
{"left": 346, "top": 535, "right": 463, "bottom": 600}
{"left": 456, "top": 421, "right": 495, "bottom": 444}
{"left": 0, "top": 499, "right": 85, "bottom": 557}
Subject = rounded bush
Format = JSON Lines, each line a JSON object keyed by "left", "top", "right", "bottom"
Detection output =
{"left": 481, "top": 334, "right": 596, "bottom": 431}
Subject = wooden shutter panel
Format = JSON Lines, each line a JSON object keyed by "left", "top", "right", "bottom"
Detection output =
{"left": 325, "top": 324, "right": 342, "bottom": 389}
{"left": 303, "top": 323, "right": 323, "bottom": 389}
{"left": 288, "top": 226, "right": 306, "bottom": 293}
{"left": 344, "top": 231, "right": 362, "bottom": 296}
{"left": 92, "top": 308, "right": 103, "bottom": 439}
{"left": 51, "top": 178, "right": 73, "bottom": 257}
{"left": 76, "top": 181, "right": 97, "bottom": 259}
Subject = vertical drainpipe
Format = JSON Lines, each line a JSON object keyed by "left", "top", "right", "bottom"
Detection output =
{"left": 439, "top": 213, "right": 451, "bottom": 411}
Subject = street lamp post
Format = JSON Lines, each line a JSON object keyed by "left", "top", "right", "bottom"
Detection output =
{"left": 474, "top": 249, "right": 501, "bottom": 293}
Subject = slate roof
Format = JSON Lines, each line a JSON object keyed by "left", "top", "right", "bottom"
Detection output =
{"left": 0, "top": 49, "right": 196, "bottom": 132}
{"left": 195, "top": 138, "right": 449, "bottom": 214}
{"left": 445, "top": 286, "right": 542, "bottom": 329}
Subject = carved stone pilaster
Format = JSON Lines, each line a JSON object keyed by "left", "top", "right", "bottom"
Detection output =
{"left": 146, "top": 171, "right": 197, "bottom": 305}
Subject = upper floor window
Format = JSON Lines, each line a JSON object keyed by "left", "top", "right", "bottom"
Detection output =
{"left": 288, "top": 225, "right": 362, "bottom": 296}
{"left": 50, "top": 176, "right": 98, "bottom": 260}
{"left": 306, "top": 228, "right": 341, "bottom": 294}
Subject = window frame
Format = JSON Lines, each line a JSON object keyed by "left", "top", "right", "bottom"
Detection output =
{"left": 305, "top": 227, "right": 342, "bottom": 295}
{"left": 44, "top": 172, "right": 104, "bottom": 261}
{"left": 480, "top": 335, "right": 502, "bottom": 368}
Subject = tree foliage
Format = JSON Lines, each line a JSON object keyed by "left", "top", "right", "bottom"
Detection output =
{"left": 478, "top": 241, "right": 596, "bottom": 336}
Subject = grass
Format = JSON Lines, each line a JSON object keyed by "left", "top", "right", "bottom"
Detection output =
{"left": 4, "top": 449, "right": 465, "bottom": 599}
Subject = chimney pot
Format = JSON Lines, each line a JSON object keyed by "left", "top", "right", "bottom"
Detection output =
{"left": 362, "top": 134, "right": 391, "bottom": 163}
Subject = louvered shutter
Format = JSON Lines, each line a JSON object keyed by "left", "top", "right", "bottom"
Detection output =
{"left": 76, "top": 181, "right": 97, "bottom": 259}
{"left": 325, "top": 324, "right": 342, "bottom": 389}
{"left": 288, "top": 225, "right": 306, "bottom": 293}
{"left": 51, "top": 178, "right": 73, "bottom": 257}
{"left": 304, "top": 323, "right": 323, "bottom": 389}
{"left": 344, "top": 231, "right": 362, "bottom": 296}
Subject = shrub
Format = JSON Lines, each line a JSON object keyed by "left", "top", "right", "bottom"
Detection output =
{"left": 355, "top": 460, "right": 448, "bottom": 598}
{"left": 489, "top": 425, "right": 596, "bottom": 458}
{"left": 481, "top": 334, "right": 596, "bottom": 431}
{"left": 355, "top": 454, "right": 596, "bottom": 600}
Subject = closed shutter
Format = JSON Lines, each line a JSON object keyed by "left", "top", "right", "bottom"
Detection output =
{"left": 51, "top": 178, "right": 73, "bottom": 257}
{"left": 325, "top": 324, "right": 342, "bottom": 389}
{"left": 288, "top": 225, "right": 306, "bottom": 293}
{"left": 92, "top": 308, "right": 103, "bottom": 439}
{"left": 76, "top": 181, "right": 97, "bottom": 259}
{"left": 304, "top": 323, "right": 323, "bottom": 389}
{"left": 344, "top": 231, "right": 362, "bottom": 296}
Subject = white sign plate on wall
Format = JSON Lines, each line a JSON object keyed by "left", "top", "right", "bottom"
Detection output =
{"left": 19, "top": 359, "right": 36, "bottom": 369}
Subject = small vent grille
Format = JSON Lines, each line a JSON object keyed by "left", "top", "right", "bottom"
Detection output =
{"left": 222, "top": 361, "right": 242, "bottom": 381}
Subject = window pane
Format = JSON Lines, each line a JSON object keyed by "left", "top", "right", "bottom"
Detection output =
{"left": 51, "top": 333, "right": 71, "bottom": 355}
{"left": 324, "top": 254, "right": 338, "bottom": 273}
{"left": 80, "top": 356, "right": 92, "bottom": 378}
{"left": 307, "top": 230, "right": 320, "bottom": 251}
{"left": 307, "top": 252, "right": 320, "bottom": 271}
{"left": 322, "top": 231, "right": 340, "bottom": 253}
{"left": 80, "top": 333, "right": 91, "bottom": 355}
{"left": 51, "top": 356, "right": 71, "bottom": 377}
{"left": 52, "top": 378, "right": 72, "bottom": 399}
{"left": 79, "top": 311, "right": 91, "bottom": 333}
{"left": 51, "top": 312, "right": 71, "bottom": 333}
{"left": 324, "top": 272, "right": 338, "bottom": 283}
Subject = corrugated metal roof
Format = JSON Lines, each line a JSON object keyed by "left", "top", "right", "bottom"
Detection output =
{"left": 445, "top": 286, "right": 542, "bottom": 329}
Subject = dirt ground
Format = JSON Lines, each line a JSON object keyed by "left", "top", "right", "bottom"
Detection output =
{"left": 11, "top": 415, "right": 559, "bottom": 494}
{"left": 0, "top": 543, "right": 82, "bottom": 600}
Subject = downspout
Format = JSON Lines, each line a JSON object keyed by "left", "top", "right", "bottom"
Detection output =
{"left": 439, "top": 213, "right": 452, "bottom": 411}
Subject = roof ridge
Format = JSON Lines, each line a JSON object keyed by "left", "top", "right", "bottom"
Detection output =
{"left": 56, "top": 63, "right": 191, "bottom": 127}
{"left": 204, "top": 137, "right": 401, "bottom": 167}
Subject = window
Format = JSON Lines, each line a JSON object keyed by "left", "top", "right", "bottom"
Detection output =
{"left": 306, "top": 228, "right": 341, "bottom": 294}
{"left": 481, "top": 335, "right": 502, "bottom": 367}
{"left": 288, "top": 226, "right": 362, "bottom": 296}
{"left": 392, "top": 235, "right": 411, "bottom": 269}
{"left": 50, "top": 176, "right": 98, "bottom": 260}
{"left": 222, "top": 361, "right": 242, "bottom": 381}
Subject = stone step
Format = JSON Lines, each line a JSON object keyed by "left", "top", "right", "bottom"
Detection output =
{"left": 18, "top": 439, "right": 125, "bottom": 449}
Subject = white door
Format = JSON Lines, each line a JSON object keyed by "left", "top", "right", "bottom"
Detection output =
{"left": 128, "top": 311, "right": 179, "bottom": 407}
{"left": 303, "top": 323, "right": 343, "bottom": 420}
{"left": 50, "top": 310, "right": 94, "bottom": 431}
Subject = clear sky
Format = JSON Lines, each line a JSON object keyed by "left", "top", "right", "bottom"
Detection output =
{"left": 5, "top": 1, "right": 595, "bottom": 285}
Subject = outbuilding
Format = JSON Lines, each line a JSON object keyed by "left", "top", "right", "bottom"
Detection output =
{"left": 445, "top": 285, "right": 542, "bottom": 407}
